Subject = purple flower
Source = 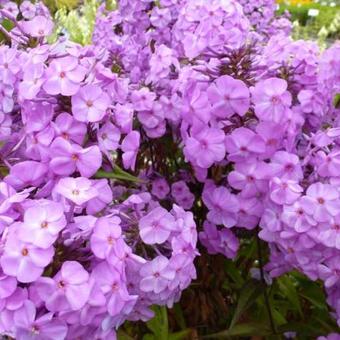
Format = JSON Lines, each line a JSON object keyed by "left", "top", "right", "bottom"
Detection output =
{"left": 98, "top": 122, "right": 121, "bottom": 154}
{"left": 203, "top": 184, "right": 239, "bottom": 228}
{"left": 1, "top": 229, "right": 54, "bottom": 283}
{"left": 71, "top": 84, "right": 110, "bottom": 123}
{"left": 18, "top": 201, "right": 66, "bottom": 248}
{"left": 90, "top": 216, "right": 125, "bottom": 262}
{"left": 269, "top": 177, "right": 303, "bottom": 205}
{"left": 151, "top": 178, "right": 170, "bottom": 199}
{"left": 139, "top": 207, "right": 176, "bottom": 244}
{"left": 251, "top": 78, "right": 292, "bottom": 123}
{"left": 184, "top": 127, "right": 226, "bottom": 168}
{"left": 131, "top": 88, "right": 156, "bottom": 111}
{"left": 35, "top": 261, "right": 90, "bottom": 311}
{"left": 139, "top": 256, "right": 175, "bottom": 294}
{"left": 92, "top": 262, "right": 137, "bottom": 317}
{"left": 121, "top": 131, "right": 140, "bottom": 171}
{"left": 49, "top": 137, "right": 102, "bottom": 178}
{"left": 54, "top": 177, "right": 98, "bottom": 205}
{"left": 21, "top": 15, "right": 53, "bottom": 38}
{"left": 43, "top": 57, "right": 86, "bottom": 96}
{"left": 300, "top": 183, "right": 340, "bottom": 222}
{"left": 52, "top": 112, "right": 87, "bottom": 144}
{"left": 225, "top": 127, "right": 265, "bottom": 162}
{"left": 14, "top": 300, "right": 67, "bottom": 340}
{"left": 5, "top": 161, "right": 48, "bottom": 190}
{"left": 207, "top": 75, "right": 250, "bottom": 118}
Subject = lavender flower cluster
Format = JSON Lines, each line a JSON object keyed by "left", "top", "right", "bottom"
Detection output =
{"left": 0, "top": 0, "right": 339, "bottom": 338}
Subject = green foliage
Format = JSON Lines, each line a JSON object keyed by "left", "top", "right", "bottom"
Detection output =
{"left": 49, "top": 0, "right": 99, "bottom": 45}
{"left": 277, "top": 3, "right": 340, "bottom": 44}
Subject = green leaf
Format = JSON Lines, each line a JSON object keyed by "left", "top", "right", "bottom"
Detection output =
{"left": 224, "top": 260, "right": 244, "bottom": 287}
{"left": 172, "top": 304, "right": 186, "bottom": 330}
{"left": 277, "top": 276, "right": 303, "bottom": 318}
{"left": 168, "top": 329, "right": 192, "bottom": 340}
{"left": 95, "top": 166, "right": 144, "bottom": 183}
{"left": 334, "top": 93, "right": 340, "bottom": 109}
{"left": 229, "top": 279, "right": 264, "bottom": 329}
{"left": 117, "top": 329, "right": 135, "bottom": 340}
{"left": 146, "top": 306, "right": 169, "bottom": 340}
{"left": 203, "top": 322, "right": 271, "bottom": 338}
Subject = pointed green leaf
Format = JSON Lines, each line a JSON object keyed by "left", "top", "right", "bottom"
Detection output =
{"left": 229, "top": 279, "right": 264, "bottom": 329}
{"left": 204, "top": 322, "right": 271, "bottom": 338}
{"left": 95, "top": 166, "right": 144, "bottom": 183}
{"left": 146, "top": 306, "right": 169, "bottom": 340}
{"left": 277, "top": 276, "right": 303, "bottom": 317}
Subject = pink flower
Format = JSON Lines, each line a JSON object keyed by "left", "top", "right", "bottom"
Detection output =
{"left": 300, "top": 183, "right": 340, "bottom": 222}
{"left": 43, "top": 57, "right": 86, "bottom": 96}
{"left": 225, "top": 127, "right": 265, "bottom": 162}
{"left": 71, "top": 84, "right": 110, "bottom": 123}
{"left": 14, "top": 300, "right": 67, "bottom": 340}
{"left": 86, "top": 179, "right": 113, "bottom": 214}
{"left": 207, "top": 75, "right": 250, "bottom": 118}
{"left": 269, "top": 151, "right": 303, "bottom": 180}
{"left": 131, "top": 88, "right": 156, "bottom": 111}
{"left": 184, "top": 127, "right": 226, "bottom": 168}
{"left": 139, "top": 207, "right": 176, "bottom": 244}
{"left": 18, "top": 201, "right": 66, "bottom": 248}
{"left": 5, "top": 161, "right": 48, "bottom": 190}
{"left": 52, "top": 112, "right": 87, "bottom": 144}
{"left": 90, "top": 216, "right": 125, "bottom": 262}
{"left": 35, "top": 261, "right": 90, "bottom": 312}
{"left": 151, "top": 178, "right": 170, "bottom": 199}
{"left": 139, "top": 256, "right": 175, "bottom": 294}
{"left": 203, "top": 185, "right": 239, "bottom": 228}
{"left": 281, "top": 200, "right": 317, "bottom": 233}
{"left": 92, "top": 262, "right": 137, "bottom": 317}
{"left": 317, "top": 214, "right": 340, "bottom": 249}
{"left": 269, "top": 177, "right": 303, "bottom": 205}
{"left": 1, "top": 229, "right": 54, "bottom": 283}
{"left": 98, "top": 122, "right": 121, "bottom": 154}
{"left": 54, "top": 177, "right": 98, "bottom": 205}
{"left": 49, "top": 137, "right": 102, "bottom": 178}
{"left": 121, "top": 131, "right": 140, "bottom": 171}
{"left": 21, "top": 16, "right": 53, "bottom": 38}
{"left": 18, "top": 62, "right": 45, "bottom": 100}
{"left": 228, "top": 161, "right": 267, "bottom": 197}
{"left": 251, "top": 78, "right": 292, "bottom": 123}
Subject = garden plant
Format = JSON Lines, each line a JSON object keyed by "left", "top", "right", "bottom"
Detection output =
{"left": 0, "top": 0, "right": 339, "bottom": 339}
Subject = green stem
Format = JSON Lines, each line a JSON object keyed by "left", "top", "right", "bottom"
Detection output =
{"left": 256, "top": 230, "right": 276, "bottom": 335}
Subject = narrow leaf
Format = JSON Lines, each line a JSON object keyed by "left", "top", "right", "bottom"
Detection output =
{"left": 229, "top": 279, "right": 264, "bottom": 329}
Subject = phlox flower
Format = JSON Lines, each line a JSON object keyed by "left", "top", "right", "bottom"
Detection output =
{"left": 139, "top": 207, "right": 176, "bottom": 244}
{"left": 251, "top": 77, "right": 292, "bottom": 123}
{"left": 1, "top": 228, "right": 54, "bottom": 283}
{"left": 207, "top": 75, "right": 250, "bottom": 118}
{"left": 71, "top": 84, "right": 110, "bottom": 123}
{"left": 49, "top": 137, "right": 102, "bottom": 178}
{"left": 184, "top": 127, "right": 226, "bottom": 168}
{"left": 35, "top": 261, "right": 90, "bottom": 312}
{"left": 54, "top": 177, "right": 98, "bottom": 206}
{"left": 43, "top": 57, "right": 86, "bottom": 96}
{"left": 139, "top": 256, "right": 175, "bottom": 294}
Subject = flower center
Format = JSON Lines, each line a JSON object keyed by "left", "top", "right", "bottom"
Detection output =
{"left": 271, "top": 96, "right": 280, "bottom": 104}
{"left": 41, "top": 221, "right": 48, "bottom": 228}
{"left": 72, "top": 189, "right": 80, "bottom": 196}
{"left": 58, "top": 280, "right": 66, "bottom": 288}
{"left": 59, "top": 71, "right": 66, "bottom": 78}
{"left": 21, "top": 248, "right": 29, "bottom": 256}
{"left": 153, "top": 272, "right": 160, "bottom": 278}
{"left": 86, "top": 100, "right": 93, "bottom": 108}
{"left": 71, "top": 154, "right": 79, "bottom": 161}
{"left": 317, "top": 197, "right": 325, "bottom": 205}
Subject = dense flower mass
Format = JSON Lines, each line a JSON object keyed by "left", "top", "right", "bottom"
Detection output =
{"left": 0, "top": 0, "right": 339, "bottom": 338}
